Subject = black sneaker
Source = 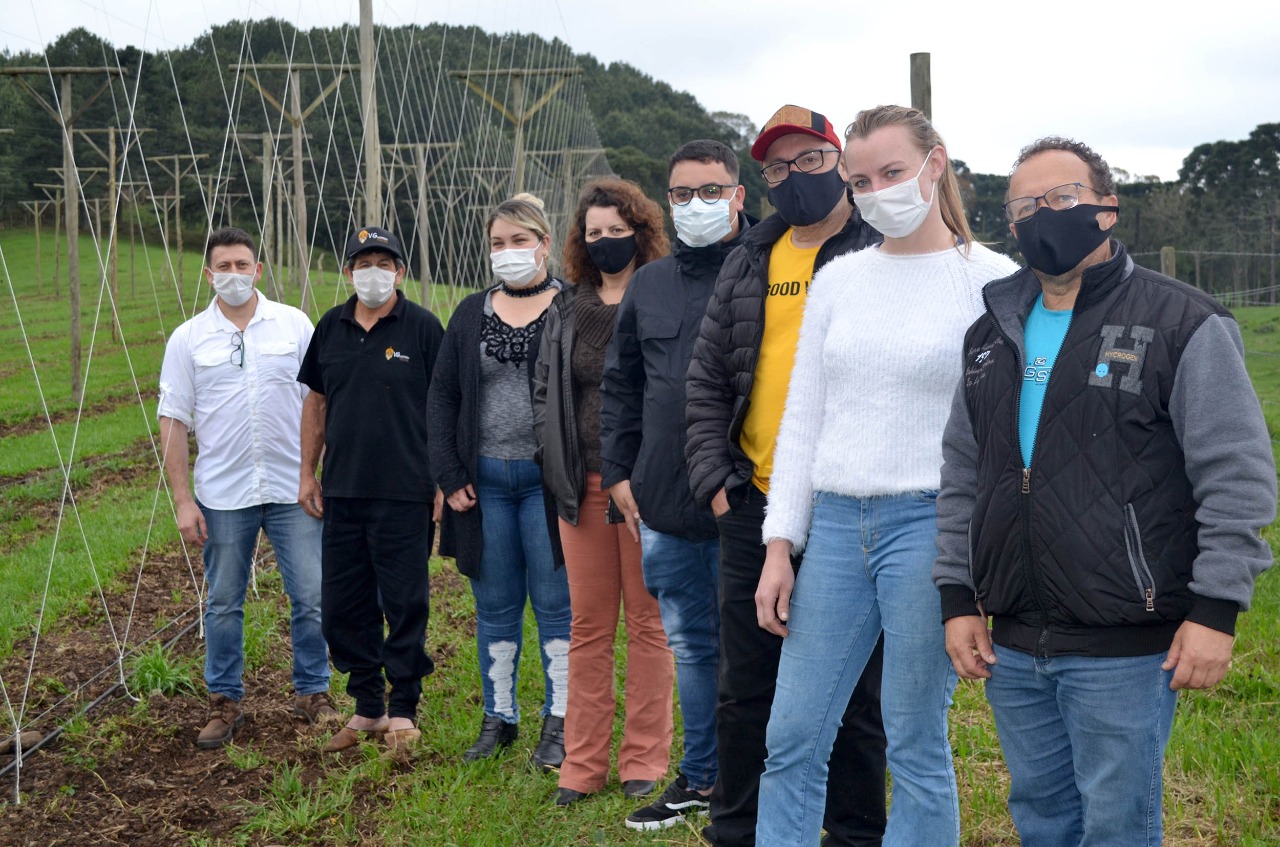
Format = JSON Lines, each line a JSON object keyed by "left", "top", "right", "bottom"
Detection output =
{"left": 623, "top": 773, "right": 710, "bottom": 831}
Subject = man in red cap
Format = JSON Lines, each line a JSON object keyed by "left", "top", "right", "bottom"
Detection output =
{"left": 297, "top": 225, "right": 445, "bottom": 754}
{"left": 686, "top": 106, "right": 888, "bottom": 846}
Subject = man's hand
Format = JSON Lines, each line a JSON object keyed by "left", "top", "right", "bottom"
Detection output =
{"left": 299, "top": 474, "right": 324, "bottom": 518}
{"left": 1163, "top": 620, "right": 1234, "bottom": 690}
{"left": 711, "top": 487, "right": 730, "bottom": 519}
{"left": 175, "top": 499, "right": 207, "bottom": 547}
{"left": 433, "top": 488, "right": 444, "bottom": 524}
{"left": 755, "top": 541, "right": 795, "bottom": 637}
{"left": 944, "top": 615, "right": 996, "bottom": 679}
{"left": 447, "top": 484, "right": 477, "bottom": 513}
{"left": 608, "top": 480, "right": 641, "bottom": 544}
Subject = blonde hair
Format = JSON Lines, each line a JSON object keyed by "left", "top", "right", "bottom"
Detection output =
{"left": 486, "top": 193, "right": 551, "bottom": 242}
{"left": 845, "top": 105, "right": 973, "bottom": 253}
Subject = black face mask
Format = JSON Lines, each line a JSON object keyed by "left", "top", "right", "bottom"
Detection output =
{"left": 1014, "top": 203, "right": 1117, "bottom": 277}
{"left": 586, "top": 234, "right": 638, "bottom": 275}
{"left": 767, "top": 167, "right": 846, "bottom": 227}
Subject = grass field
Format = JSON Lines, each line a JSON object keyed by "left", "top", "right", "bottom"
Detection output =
{"left": 0, "top": 227, "right": 1277, "bottom": 845}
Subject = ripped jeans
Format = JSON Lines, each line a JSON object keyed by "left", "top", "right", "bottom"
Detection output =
{"left": 470, "top": 455, "right": 572, "bottom": 722}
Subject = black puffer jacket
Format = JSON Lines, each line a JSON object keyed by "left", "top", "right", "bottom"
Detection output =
{"left": 600, "top": 227, "right": 750, "bottom": 541}
{"left": 685, "top": 210, "right": 880, "bottom": 508}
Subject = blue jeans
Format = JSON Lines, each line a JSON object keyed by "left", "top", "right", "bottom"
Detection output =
{"left": 638, "top": 523, "right": 720, "bottom": 792}
{"left": 985, "top": 645, "right": 1178, "bottom": 847}
{"left": 199, "top": 501, "right": 329, "bottom": 701}
{"left": 758, "top": 492, "right": 958, "bottom": 847}
{"left": 471, "top": 456, "right": 571, "bottom": 722}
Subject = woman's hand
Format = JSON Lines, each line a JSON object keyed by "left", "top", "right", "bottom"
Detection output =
{"left": 608, "top": 480, "right": 641, "bottom": 544}
{"left": 447, "top": 484, "right": 477, "bottom": 512}
{"left": 755, "top": 540, "right": 796, "bottom": 637}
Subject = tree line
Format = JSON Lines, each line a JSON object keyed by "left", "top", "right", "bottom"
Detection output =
{"left": 0, "top": 24, "right": 1275, "bottom": 297}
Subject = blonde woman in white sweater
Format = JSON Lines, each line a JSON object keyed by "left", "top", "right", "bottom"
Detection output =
{"left": 752, "top": 106, "right": 1018, "bottom": 846}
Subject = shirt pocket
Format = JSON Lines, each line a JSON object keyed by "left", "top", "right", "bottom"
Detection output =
{"left": 258, "top": 340, "right": 301, "bottom": 384}
{"left": 193, "top": 348, "right": 240, "bottom": 391}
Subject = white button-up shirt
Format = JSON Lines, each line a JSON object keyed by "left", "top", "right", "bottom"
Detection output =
{"left": 158, "top": 290, "right": 313, "bottom": 510}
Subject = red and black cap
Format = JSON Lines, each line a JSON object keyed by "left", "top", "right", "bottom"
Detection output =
{"left": 750, "top": 105, "right": 842, "bottom": 162}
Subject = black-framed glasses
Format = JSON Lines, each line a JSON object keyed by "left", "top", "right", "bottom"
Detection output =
{"left": 1004, "top": 182, "right": 1101, "bottom": 223}
{"left": 760, "top": 148, "right": 839, "bottom": 186}
{"left": 667, "top": 183, "right": 738, "bottom": 206}
{"left": 230, "top": 330, "right": 244, "bottom": 368}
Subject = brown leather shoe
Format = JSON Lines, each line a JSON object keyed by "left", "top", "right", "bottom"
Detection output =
{"left": 323, "top": 718, "right": 389, "bottom": 753}
{"left": 293, "top": 692, "right": 341, "bottom": 725}
{"left": 197, "top": 694, "right": 243, "bottom": 749}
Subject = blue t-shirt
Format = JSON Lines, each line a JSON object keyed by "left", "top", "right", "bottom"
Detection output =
{"left": 1019, "top": 294, "right": 1072, "bottom": 467}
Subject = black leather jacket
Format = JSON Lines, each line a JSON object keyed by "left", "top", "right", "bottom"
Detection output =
{"left": 532, "top": 285, "right": 590, "bottom": 525}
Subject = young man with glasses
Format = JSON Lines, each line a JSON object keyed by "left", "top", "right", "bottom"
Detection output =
{"left": 599, "top": 139, "right": 750, "bottom": 830}
{"left": 934, "top": 137, "right": 1275, "bottom": 846}
{"left": 159, "top": 226, "right": 337, "bottom": 749}
{"left": 685, "top": 106, "right": 888, "bottom": 847}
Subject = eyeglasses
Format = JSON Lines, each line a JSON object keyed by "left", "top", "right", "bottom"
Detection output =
{"left": 1004, "top": 182, "right": 1102, "bottom": 223}
{"left": 667, "top": 183, "right": 738, "bottom": 206}
{"left": 760, "top": 148, "right": 839, "bottom": 187}
{"left": 230, "top": 330, "right": 244, "bottom": 368}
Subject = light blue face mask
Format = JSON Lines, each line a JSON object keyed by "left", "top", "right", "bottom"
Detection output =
{"left": 672, "top": 197, "right": 734, "bottom": 248}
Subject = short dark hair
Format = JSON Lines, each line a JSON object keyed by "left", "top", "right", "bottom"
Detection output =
{"left": 204, "top": 227, "right": 256, "bottom": 265}
{"left": 668, "top": 139, "right": 739, "bottom": 181}
{"left": 1010, "top": 137, "right": 1116, "bottom": 197}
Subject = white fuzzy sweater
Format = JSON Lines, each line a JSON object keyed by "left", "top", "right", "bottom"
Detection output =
{"left": 761, "top": 242, "right": 1019, "bottom": 551}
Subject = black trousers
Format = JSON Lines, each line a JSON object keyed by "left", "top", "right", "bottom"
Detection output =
{"left": 321, "top": 497, "right": 434, "bottom": 721}
{"left": 704, "top": 484, "right": 888, "bottom": 847}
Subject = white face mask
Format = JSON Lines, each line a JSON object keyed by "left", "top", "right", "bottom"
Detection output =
{"left": 672, "top": 197, "right": 734, "bottom": 248}
{"left": 211, "top": 272, "right": 256, "bottom": 307}
{"left": 490, "top": 246, "right": 545, "bottom": 287}
{"left": 350, "top": 265, "right": 398, "bottom": 307}
{"left": 852, "top": 149, "right": 938, "bottom": 239}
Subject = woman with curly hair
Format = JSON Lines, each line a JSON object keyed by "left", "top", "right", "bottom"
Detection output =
{"left": 428, "top": 193, "right": 573, "bottom": 770}
{"left": 532, "top": 178, "right": 674, "bottom": 806}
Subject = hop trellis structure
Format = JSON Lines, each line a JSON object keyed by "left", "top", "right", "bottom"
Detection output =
{"left": 0, "top": 7, "right": 613, "bottom": 802}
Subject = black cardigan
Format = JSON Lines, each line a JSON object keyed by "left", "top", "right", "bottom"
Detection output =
{"left": 427, "top": 285, "right": 565, "bottom": 577}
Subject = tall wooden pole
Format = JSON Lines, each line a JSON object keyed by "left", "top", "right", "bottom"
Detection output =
{"left": 511, "top": 75, "right": 526, "bottom": 194}
{"left": 174, "top": 157, "right": 184, "bottom": 297}
{"left": 910, "top": 53, "right": 932, "bottom": 121}
{"left": 290, "top": 70, "right": 310, "bottom": 312}
{"left": 360, "top": 0, "right": 382, "bottom": 224}
{"left": 261, "top": 132, "right": 278, "bottom": 298}
{"left": 108, "top": 126, "right": 120, "bottom": 341}
{"left": 53, "top": 193, "right": 62, "bottom": 298}
{"left": 414, "top": 144, "right": 430, "bottom": 299}
{"left": 61, "top": 73, "right": 83, "bottom": 403}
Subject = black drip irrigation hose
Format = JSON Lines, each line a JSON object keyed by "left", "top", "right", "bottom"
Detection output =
{"left": 0, "top": 613, "right": 202, "bottom": 784}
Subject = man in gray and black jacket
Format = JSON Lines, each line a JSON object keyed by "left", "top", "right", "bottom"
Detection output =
{"left": 934, "top": 136, "right": 1275, "bottom": 847}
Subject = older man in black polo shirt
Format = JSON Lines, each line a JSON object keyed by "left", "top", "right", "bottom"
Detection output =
{"left": 297, "top": 226, "right": 444, "bottom": 753}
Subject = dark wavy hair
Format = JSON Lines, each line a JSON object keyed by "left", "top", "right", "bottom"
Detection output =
{"left": 562, "top": 178, "right": 669, "bottom": 287}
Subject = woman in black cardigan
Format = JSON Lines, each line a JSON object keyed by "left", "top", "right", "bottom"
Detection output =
{"left": 427, "top": 194, "right": 570, "bottom": 770}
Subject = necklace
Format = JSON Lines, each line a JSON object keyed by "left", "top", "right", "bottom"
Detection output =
{"left": 500, "top": 277, "right": 554, "bottom": 298}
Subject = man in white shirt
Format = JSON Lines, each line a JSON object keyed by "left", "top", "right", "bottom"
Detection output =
{"left": 159, "top": 227, "right": 336, "bottom": 749}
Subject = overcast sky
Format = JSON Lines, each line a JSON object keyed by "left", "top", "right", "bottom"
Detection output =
{"left": 4, "top": 0, "right": 1278, "bottom": 181}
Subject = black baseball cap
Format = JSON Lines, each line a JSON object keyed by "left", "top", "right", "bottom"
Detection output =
{"left": 344, "top": 226, "right": 404, "bottom": 264}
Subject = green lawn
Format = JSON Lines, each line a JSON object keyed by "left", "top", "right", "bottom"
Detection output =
{"left": 0, "top": 227, "right": 1277, "bottom": 844}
